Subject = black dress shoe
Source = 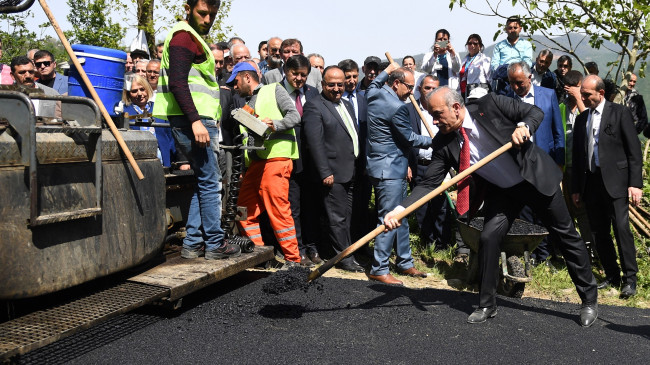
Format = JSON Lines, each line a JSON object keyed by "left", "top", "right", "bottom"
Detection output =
{"left": 307, "top": 252, "right": 323, "bottom": 265}
{"left": 335, "top": 261, "right": 364, "bottom": 273}
{"left": 597, "top": 278, "right": 621, "bottom": 290}
{"left": 580, "top": 304, "right": 598, "bottom": 327}
{"left": 620, "top": 283, "right": 637, "bottom": 299}
{"left": 467, "top": 306, "right": 497, "bottom": 324}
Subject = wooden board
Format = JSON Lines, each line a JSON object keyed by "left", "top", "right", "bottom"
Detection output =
{"left": 128, "top": 246, "right": 274, "bottom": 301}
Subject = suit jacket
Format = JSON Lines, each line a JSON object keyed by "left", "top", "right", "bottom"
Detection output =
{"left": 41, "top": 73, "right": 68, "bottom": 95}
{"left": 402, "top": 93, "right": 558, "bottom": 208}
{"left": 366, "top": 71, "right": 432, "bottom": 180}
{"left": 262, "top": 67, "right": 323, "bottom": 92}
{"left": 531, "top": 64, "right": 557, "bottom": 90}
{"left": 509, "top": 85, "right": 565, "bottom": 165}
{"left": 302, "top": 95, "right": 358, "bottom": 183}
{"left": 571, "top": 100, "right": 643, "bottom": 199}
{"left": 219, "top": 86, "right": 247, "bottom": 146}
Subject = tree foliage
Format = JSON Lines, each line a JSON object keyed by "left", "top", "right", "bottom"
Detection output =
{"left": 449, "top": 0, "right": 650, "bottom": 93}
{"left": 65, "top": 0, "right": 126, "bottom": 49}
{"left": 114, "top": 0, "right": 233, "bottom": 55}
{"left": 0, "top": 11, "right": 66, "bottom": 64}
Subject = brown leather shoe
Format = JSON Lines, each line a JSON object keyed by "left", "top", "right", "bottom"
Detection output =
{"left": 398, "top": 267, "right": 428, "bottom": 278}
{"left": 366, "top": 273, "right": 403, "bottom": 285}
{"left": 307, "top": 252, "right": 323, "bottom": 265}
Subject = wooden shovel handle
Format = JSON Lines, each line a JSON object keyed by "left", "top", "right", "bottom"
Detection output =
{"left": 39, "top": 0, "right": 145, "bottom": 180}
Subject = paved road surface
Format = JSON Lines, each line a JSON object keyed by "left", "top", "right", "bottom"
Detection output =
{"left": 18, "top": 271, "right": 650, "bottom": 364}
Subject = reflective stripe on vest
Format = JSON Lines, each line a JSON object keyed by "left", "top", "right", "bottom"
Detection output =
{"left": 152, "top": 21, "right": 221, "bottom": 121}
{"left": 240, "top": 83, "right": 299, "bottom": 164}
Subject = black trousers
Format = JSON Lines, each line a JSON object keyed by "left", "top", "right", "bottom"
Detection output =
{"left": 584, "top": 169, "right": 638, "bottom": 285}
{"left": 412, "top": 164, "right": 452, "bottom": 247}
{"left": 321, "top": 180, "right": 356, "bottom": 265}
{"left": 478, "top": 181, "right": 597, "bottom": 308}
{"left": 351, "top": 165, "right": 374, "bottom": 242}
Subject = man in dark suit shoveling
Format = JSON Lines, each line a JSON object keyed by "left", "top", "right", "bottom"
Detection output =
{"left": 383, "top": 87, "right": 598, "bottom": 327}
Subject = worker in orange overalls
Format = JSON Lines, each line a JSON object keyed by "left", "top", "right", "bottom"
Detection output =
{"left": 227, "top": 62, "right": 302, "bottom": 264}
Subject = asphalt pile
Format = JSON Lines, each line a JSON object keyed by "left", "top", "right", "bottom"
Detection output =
{"left": 262, "top": 266, "right": 322, "bottom": 295}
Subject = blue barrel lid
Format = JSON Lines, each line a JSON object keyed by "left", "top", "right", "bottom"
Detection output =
{"left": 71, "top": 44, "right": 127, "bottom": 60}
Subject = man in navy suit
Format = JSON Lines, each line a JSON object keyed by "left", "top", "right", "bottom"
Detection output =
{"left": 279, "top": 55, "right": 320, "bottom": 266}
{"left": 572, "top": 75, "right": 643, "bottom": 298}
{"left": 508, "top": 61, "right": 565, "bottom": 264}
{"left": 383, "top": 87, "right": 598, "bottom": 326}
{"left": 366, "top": 63, "right": 433, "bottom": 284}
{"left": 339, "top": 59, "right": 373, "bottom": 246}
{"left": 303, "top": 66, "right": 364, "bottom": 272}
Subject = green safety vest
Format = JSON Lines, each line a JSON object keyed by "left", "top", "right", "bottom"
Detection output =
{"left": 241, "top": 83, "right": 299, "bottom": 165}
{"left": 152, "top": 21, "right": 221, "bottom": 121}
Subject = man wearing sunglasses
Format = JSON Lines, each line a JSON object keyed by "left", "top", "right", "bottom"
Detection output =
{"left": 365, "top": 63, "right": 433, "bottom": 285}
{"left": 33, "top": 50, "right": 68, "bottom": 95}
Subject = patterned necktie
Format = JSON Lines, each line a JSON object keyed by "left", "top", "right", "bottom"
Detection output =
{"left": 457, "top": 127, "right": 471, "bottom": 215}
{"left": 337, "top": 103, "right": 358, "bottom": 157}
{"left": 587, "top": 108, "right": 596, "bottom": 172}
{"left": 295, "top": 89, "right": 303, "bottom": 117}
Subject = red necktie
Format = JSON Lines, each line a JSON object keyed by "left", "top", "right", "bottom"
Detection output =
{"left": 457, "top": 127, "right": 470, "bottom": 215}
{"left": 459, "top": 62, "right": 467, "bottom": 94}
{"left": 295, "top": 89, "right": 303, "bottom": 117}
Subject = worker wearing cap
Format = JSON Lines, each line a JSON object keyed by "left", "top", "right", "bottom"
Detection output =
{"left": 227, "top": 62, "right": 302, "bottom": 265}
{"left": 153, "top": 0, "right": 240, "bottom": 260}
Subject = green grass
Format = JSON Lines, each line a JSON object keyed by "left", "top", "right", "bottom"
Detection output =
{"left": 404, "top": 200, "right": 649, "bottom": 307}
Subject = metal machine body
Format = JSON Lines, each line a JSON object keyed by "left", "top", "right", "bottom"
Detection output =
{"left": 0, "top": 90, "right": 167, "bottom": 299}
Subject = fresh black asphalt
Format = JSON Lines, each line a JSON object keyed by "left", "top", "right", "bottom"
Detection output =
{"left": 18, "top": 271, "right": 650, "bottom": 364}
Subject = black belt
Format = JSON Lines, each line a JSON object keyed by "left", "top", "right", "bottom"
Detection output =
{"left": 418, "top": 158, "right": 431, "bottom": 166}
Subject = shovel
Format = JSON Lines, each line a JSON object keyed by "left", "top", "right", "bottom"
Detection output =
{"left": 308, "top": 141, "right": 514, "bottom": 282}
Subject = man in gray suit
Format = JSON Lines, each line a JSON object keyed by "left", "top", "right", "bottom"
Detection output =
{"left": 261, "top": 38, "right": 322, "bottom": 92}
{"left": 366, "top": 63, "right": 433, "bottom": 285}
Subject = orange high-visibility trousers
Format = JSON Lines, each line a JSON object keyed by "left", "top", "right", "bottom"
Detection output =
{"left": 237, "top": 158, "right": 300, "bottom": 262}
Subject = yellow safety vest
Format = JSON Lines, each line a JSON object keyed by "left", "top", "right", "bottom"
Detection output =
{"left": 241, "top": 83, "right": 299, "bottom": 164}
{"left": 152, "top": 21, "right": 221, "bottom": 121}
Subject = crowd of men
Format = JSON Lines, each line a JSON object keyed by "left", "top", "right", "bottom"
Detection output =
{"left": 1, "top": 1, "right": 647, "bottom": 328}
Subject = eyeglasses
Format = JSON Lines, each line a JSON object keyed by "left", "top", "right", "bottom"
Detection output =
{"left": 34, "top": 61, "right": 52, "bottom": 68}
{"left": 467, "top": 42, "right": 480, "bottom": 46}
{"left": 400, "top": 80, "right": 414, "bottom": 91}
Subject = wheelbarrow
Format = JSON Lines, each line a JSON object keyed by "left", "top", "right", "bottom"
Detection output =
{"left": 457, "top": 217, "right": 548, "bottom": 298}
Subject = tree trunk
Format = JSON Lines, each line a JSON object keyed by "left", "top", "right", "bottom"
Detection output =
{"left": 137, "top": 0, "right": 156, "bottom": 57}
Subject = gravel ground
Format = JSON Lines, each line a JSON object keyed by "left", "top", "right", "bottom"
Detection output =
{"left": 19, "top": 271, "right": 650, "bottom": 364}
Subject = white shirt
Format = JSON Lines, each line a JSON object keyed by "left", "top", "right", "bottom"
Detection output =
{"left": 531, "top": 68, "right": 543, "bottom": 86}
{"left": 462, "top": 108, "right": 524, "bottom": 188}
{"left": 517, "top": 85, "right": 535, "bottom": 105}
{"left": 282, "top": 79, "right": 306, "bottom": 106}
{"left": 588, "top": 98, "right": 606, "bottom": 168}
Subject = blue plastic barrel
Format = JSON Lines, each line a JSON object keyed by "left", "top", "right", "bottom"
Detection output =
{"left": 68, "top": 45, "right": 127, "bottom": 117}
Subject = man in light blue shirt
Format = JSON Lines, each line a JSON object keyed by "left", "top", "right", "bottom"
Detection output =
{"left": 491, "top": 16, "right": 533, "bottom": 70}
